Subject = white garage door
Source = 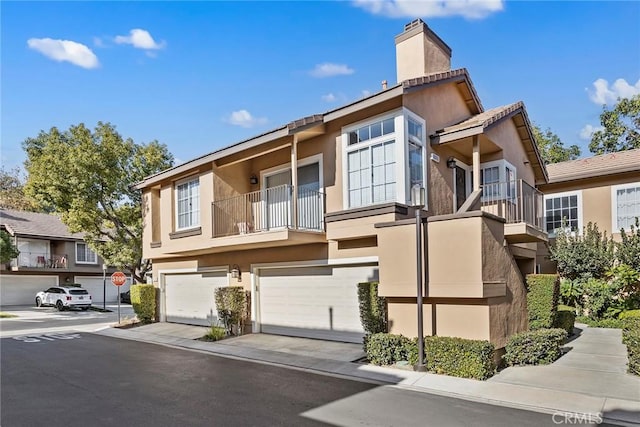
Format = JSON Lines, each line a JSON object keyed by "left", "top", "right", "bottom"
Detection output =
{"left": 258, "top": 264, "right": 378, "bottom": 343}
{"left": 0, "top": 275, "right": 58, "bottom": 306}
{"left": 74, "top": 276, "right": 132, "bottom": 304}
{"left": 164, "top": 272, "right": 228, "bottom": 327}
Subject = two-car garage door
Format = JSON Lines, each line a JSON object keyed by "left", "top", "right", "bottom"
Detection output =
{"left": 258, "top": 264, "right": 378, "bottom": 343}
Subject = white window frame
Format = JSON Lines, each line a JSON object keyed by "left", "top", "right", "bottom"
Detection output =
{"left": 611, "top": 182, "right": 640, "bottom": 233}
{"left": 452, "top": 159, "right": 472, "bottom": 210}
{"left": 75, "top": 242, "right": 97, "bottom": 265}
{"left": 174, "top": 176, "right": 200, "bottom": 231}
{"left": 341, "top": 107, "right": 427, "bottom": 210}
{"left": 477, "top": 159, "right": 517, "bottom": 200}
{"left": 544, "top": 190, "right": 583, "bottom": 237}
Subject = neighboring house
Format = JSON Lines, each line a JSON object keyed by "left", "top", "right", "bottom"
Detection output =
{"left": 536, "top": 149, "right": 640, "bottom": 273}
{"left": 135, "top": 19, "right": 548, "bottom": 349}
{"left": 0, "top": 208, "right": 127, "bottom": 305}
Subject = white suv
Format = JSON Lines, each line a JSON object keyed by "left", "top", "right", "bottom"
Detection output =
{"left": 35, "top": 286, "right": 92, "bottom": 311}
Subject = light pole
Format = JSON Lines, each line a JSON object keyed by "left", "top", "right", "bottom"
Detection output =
{"left": 411, "top": 184, "right": 426, "bottom": 372}
{"left": 102, "top": 263, "right": 107, "bottom": 311}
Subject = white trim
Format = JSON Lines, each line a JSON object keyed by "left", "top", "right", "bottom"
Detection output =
{"left": 75, "top": 242, "right": 98, "bottom": 265}
{"left": 543, "top": 190, "right": 583, "bottom": 237}
{"left": 403, "top": 107, "right": 427, "bottom": 208}
{"left": 174, "top": 175, "right": 201, "bottom": 232}
{"left": 611, "top": 181, "right": 640, "bottom": 233}
{"left": 250, "top": 256, "right": 379, "bottom": 334}
{"left": 452, "top": 158, "right": 472, "bottom": 211}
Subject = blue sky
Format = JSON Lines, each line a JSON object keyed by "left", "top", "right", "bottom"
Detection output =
{"left": 2, "top": 1, "right": 639, "bottom": 170}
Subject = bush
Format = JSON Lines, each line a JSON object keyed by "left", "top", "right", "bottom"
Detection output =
{"left": 503, "top": 328, "right": 568, "bottom": 366}
{"left": 365, "top": 333, "right": 411, "bottom": 366}
{"left": 131, "top": 284, "right": 156, "bottom": 324}
{"left": 407, "top": 336, "right": 495, "bottom": 380}
{"left": 554, "top": 306, "right": 576, "bottom": 335}
{"left": 622, "top": 318, "right": 640, "bottom": 376}
{"left": 618, "top": 218, "right": 640, "bottom": 272}
{"left": 358, "top": 282, "right": 387, "bottom": 335}
{"left": 526, "top": 274, "right": 560, "bottom": 330}
{"left": 202, "top": 326, "right": 226, "bottom": 342}
{"left": 576, "top": 316, "right": 626, "bottom": 329}
{"left": 214, "top": 287, "right": 248, "bottom": 336}
{"left": 620, "top": 310, "right": 640, "bottom": 320}
{"left": 559, "top": 278, "right": 583, "bottom": 309}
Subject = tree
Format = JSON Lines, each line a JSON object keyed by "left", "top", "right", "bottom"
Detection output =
{"left": 23, "top": 122, "right": 174, "bottom": 282}
{"left": 618, "top": 218, "right": 640, "bottom": 272}
{"left": 0, "top": 230, "right": 19, "bottom": 264}
{"left": 532, "top": 124, "right": 581, "bottom": 164}
{"left": 0, "top": 167, "right": 39, "bottom": 211}
{"left": 589, "top": 94, "right": 640, "bottom": 154}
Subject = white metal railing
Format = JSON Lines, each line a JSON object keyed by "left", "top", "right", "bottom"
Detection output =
{"left": 11, "top": 252, "right": 68, "bottom": 269}
{"left": 212, "top": 184, "right": 325, "bottom": 237}
{"left": 480, "top": 180, "right": 543, "bottom": 229}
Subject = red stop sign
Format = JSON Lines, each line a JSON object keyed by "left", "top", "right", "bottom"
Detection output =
{"left": 111, "top": 272, "right": 127, "bottom": 286}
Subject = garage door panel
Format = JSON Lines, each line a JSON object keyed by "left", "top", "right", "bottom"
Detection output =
{"left": 259, "top": 265, "right": 378, "bottom": 343}
{"left": 74, "top": 276, "right": 131, "bottom": 304}
{"left": 165, "top": 272, "right": 227, "bottom": 327}
{"left": 0, "top": 275, "right": 58, "bottom": 306}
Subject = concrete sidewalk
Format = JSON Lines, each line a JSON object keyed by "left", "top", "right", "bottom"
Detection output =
{"left": 95, "top": 323, "right": 640, "bottom": 426}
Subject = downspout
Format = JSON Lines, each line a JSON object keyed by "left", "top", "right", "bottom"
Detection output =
{"left": 291, "top": 134, "right": 298, "bottom": 229}
{"left": 472, "top": 135, "right": 480, "bottom": 192}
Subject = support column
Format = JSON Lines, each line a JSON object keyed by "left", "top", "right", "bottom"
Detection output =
{"left": 291, "top": 134, "right": 298, "bottom": 229}
{"left": 472, "top": 135, "right": 480, "bottom": 191}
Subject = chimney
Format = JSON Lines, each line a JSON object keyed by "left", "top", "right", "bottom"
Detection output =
{"left": 395, "top": 19, "right": 452, "bottom": 83}
{"left": 381, "top": 80, "right": 388, "bottom": 90}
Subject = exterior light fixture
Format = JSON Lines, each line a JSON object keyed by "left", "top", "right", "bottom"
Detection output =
{"left": 249, "top": 174, "right": 258, "bottom": 185}
{"left": 446, "top": 157, "right": 457, "bottom": 169}
{"left": 230, "top": 264, "right": 241, "bottom": 281}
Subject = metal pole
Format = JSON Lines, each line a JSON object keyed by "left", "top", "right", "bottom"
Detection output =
{"left": 415, "top": 205, "right": 426, "bottom": 372}
{"left": 102, "top": 265, "right": 106, "bottom": 311}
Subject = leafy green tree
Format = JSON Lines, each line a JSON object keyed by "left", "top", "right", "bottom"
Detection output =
{"left": 0, "top": 230, "right": 19, "bottom": 264}
{"left": 532, "top": 124, "right": 581, "bottom": 164}
{"left": 0, "top": 167, "right": 39, "bottom": 211}
{"left": 589, "top": 94, "right": 640, "bottom": 154}
{"left": 23, "top": 122, "right": 174, "bottom": 282}
{"left": 618, "top": 218, "right": 640, "bottom": 272}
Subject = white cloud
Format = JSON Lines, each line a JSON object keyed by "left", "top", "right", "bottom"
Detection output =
{"left": 309, "top": 63, "right": 354, "bottom": 78}
{"left": 353, "top": 0, "right": 504, "bottom": 20}
{"left": 588, "top": 78, "right": 640, "bottom": 105}
{"left": 27, "top": 38, "right": 99, "bottom": 69}
{"left": 322, "top": 93, "right": 337, "bottom": 102}
{"left": 115, "top": 29, "right": 165, "bottom": 50}
{"left": 579, "top": 124, "right": 604, "bottom": 141}
{"left": 361, "top": 89, "right": 372, "bottom": 98}
{"left": 93, "top": 37, "right": 105, "bottom": 48}
{"left": 225, "top": 110, "right": 268, "bottom": 128}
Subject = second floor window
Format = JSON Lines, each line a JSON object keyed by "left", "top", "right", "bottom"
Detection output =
{"left": 76, "top": 242, "right": 97, "bottom": 264}
{"left": 176, "top": 178, "right": 200, "bottom": 230}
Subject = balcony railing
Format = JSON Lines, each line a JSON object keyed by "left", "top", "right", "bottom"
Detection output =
{"left": 11, "top": 252, "right": 68, "bottom": 269}
{"left": 480, "top": 180, "right": 543, "bottom": 229}
{"left": 212, "top": 184, "right": 325, "bottom": 238}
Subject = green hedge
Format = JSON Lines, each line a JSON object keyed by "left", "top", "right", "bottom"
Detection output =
{"left": 620, "top": 310, "right": 640, "bottom": 320}
{"left": 214, "top": 287, "right": 248, "bottom": 336}
{"left": 576, "top": 316, "right": 626, "bottom": 329}
{"left": 622, "top": 318, "right": 640, "bottom": 376}
{"left": 365, "top": 333, "right": 411, "bottom": 366}
{"left": 554, "top": 306, "right": 576, "bottom": 335}
{"left": 408, "top": 336, "right": 495, "bottom": 380}
{"left": 503, "top": 328, "right": 568, "bottom": 366}
{"left": 131, "top": 284, "right": 156, "bottom": 324}
{"left": 526, "top": 274, "right": 560, "bottom": 330}
{"left": 357, "top": 282, "right": 387, "bottom": 336}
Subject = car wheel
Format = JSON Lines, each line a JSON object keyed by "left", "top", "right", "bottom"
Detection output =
{"left": 35, "top": 297, "right": 42, "bottom": 307}
{"left": 81, "top": 307, "right": 89, "bottom": 311}
{"left": 56, "top": 300, "right": 65, "bottom": 311}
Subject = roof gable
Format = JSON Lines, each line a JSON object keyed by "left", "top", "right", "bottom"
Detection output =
{"left": 0, "top": 209, "right": 85, "bottom": 240}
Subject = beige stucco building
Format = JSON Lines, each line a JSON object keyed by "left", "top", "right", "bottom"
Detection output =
{"left": 536, "top": 149, "right": 640, "bottom": 273}
{"left": 136, "top": 19, "right": 549, "bottom": 349}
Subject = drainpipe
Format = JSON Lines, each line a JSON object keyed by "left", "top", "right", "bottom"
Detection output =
{"left": 472, "top": 135, "right": 480, "bottom": 192}
{"left": 291, "top": 134, "right": 298, "bottom": 229}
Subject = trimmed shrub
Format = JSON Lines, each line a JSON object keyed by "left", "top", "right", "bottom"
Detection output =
{"left": 576, "top": 316, "right": 626, "bottom": 329}
{"left": 620, "top": 310, "right": 640, "bottom": 320}
{"left": 365, "top": 333, "right": 411, "bottom": 366}
{"left": 407, "top": 336, "right": 495, "bottom": 380}
{"left": 131, "top": 284, "right": 156, "bottom": 324}
{"left": 554, "top": 306, "right": 576, "bottom": 335}
{"left": 526, "top": 274, "right": 560, "bottom": 330}
{"left": 214, "top": 287, "right": 249, "bottom": 336}
{"left": 202, "top": 326, "right": 226, "bottom": 342}
{"left": 503, "top": 328, "right": 568, "bottom": 366}
{"left": 622, "top": 318, "right": 640, "bottom": 376}
{"left": 357, "top": 282, "right": 387, "bottom": 335}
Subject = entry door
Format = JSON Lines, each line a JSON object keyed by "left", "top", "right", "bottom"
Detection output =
{"left": 297, "top": 163, "right": 321, "bottom": 229}
{"left": 455, "top": 165, "right": 468, "bottom": 211}
{"left": 265, "top": 170, "right": 292, "bottom": 229}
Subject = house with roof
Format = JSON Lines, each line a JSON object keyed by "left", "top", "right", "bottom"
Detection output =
{"left": 135, "top": 19, "right": 548, "bottom": 349}
{"left": 0, "top": 208, "right": 125, "bottom": 305}
{"left": 536, "top": 148, "right": 640, "bottom": 273}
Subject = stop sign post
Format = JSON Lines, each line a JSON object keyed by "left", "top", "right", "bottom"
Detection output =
{"left": 111, "top": 271, "right": 127, "bottom": 323}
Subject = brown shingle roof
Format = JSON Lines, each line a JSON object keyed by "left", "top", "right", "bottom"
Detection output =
{"left": 0, "top": 208, "right": 85, "bottom": 240}
{"left": 434, "top": 101, "right": 523, "bottom": 136}
{"left": 546, "top": 148, "right": 640, "bottom": 183}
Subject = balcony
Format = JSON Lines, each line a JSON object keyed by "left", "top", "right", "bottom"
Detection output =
{"left": 480, "top": 179, "right": 547, "bottom": 243}
{"left": 206, "top": 185, "right": 326, "bottom": 251}
{"left": 10, "top": 252, "right": 68, "bottom": 270}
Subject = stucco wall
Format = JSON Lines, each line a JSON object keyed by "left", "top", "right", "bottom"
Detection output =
{"left": 483, "top": 120, "right": 536, "bottom": 186}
